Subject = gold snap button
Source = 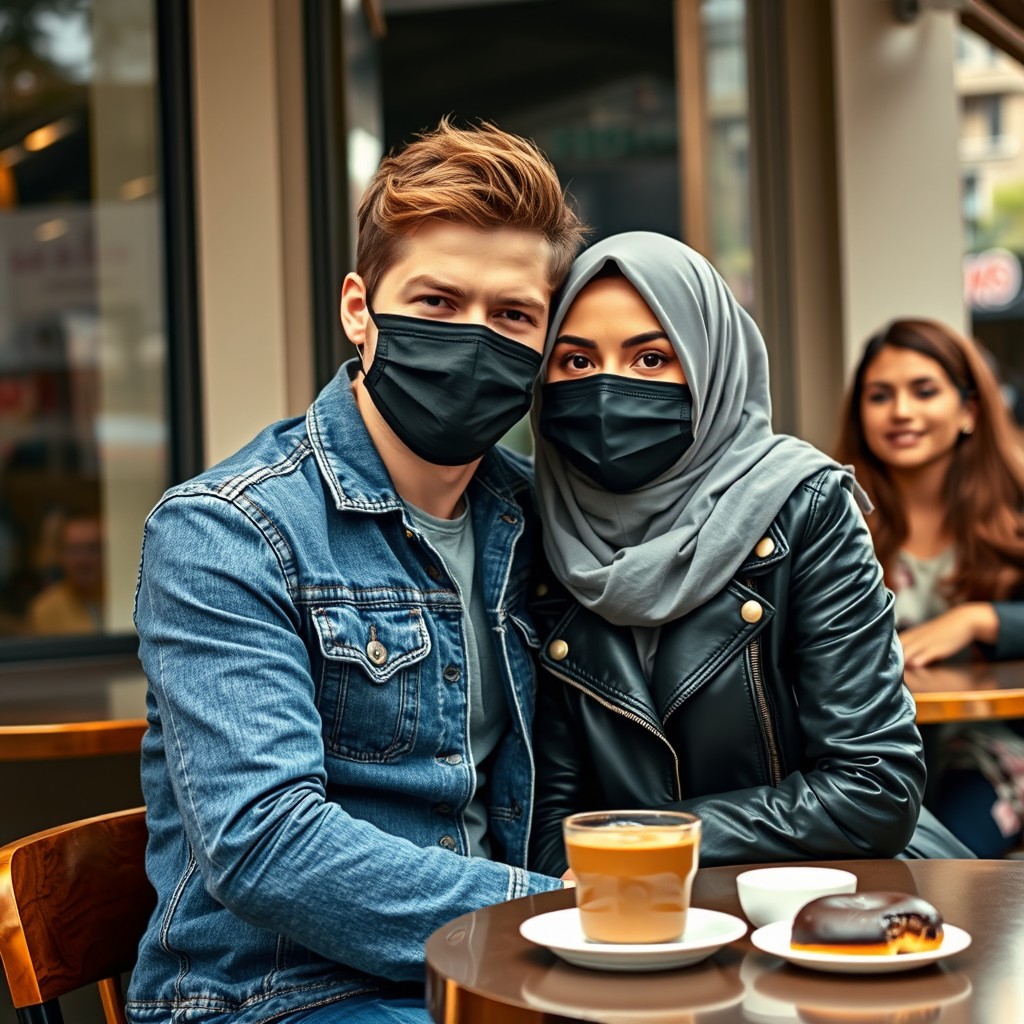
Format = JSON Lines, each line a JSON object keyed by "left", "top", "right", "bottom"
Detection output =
{"left": 500, "top": 513, "right": 518, "bottom": 525}
{"left": 427, "top": 565, "right": 442, "bottom": 580}
{"left": 404, "top": 529, "right": 413, "bottom": 540}
{"left": 535, "top": 583, "right": 549, "bottom": 597}
{"left": 755, "top": 537, "right": 775, "bottom": 558}
{"left": 740, "top": 600, "right": 763, "bottom": 624}
{"left": 548, "top": 639, "right": 569, "bottom": 661}
{"left": 366, "top": 639, "right": 388, "bottom": 665}
{"left": 439, "top": 834, "right": 457, "bottom": 851}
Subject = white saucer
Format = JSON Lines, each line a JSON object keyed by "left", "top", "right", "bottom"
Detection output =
{"left": 519, "top": 907, "right": 747, "bottom": 972}
{"left": 750, "top": 920, "right": 972, "bottom": 974}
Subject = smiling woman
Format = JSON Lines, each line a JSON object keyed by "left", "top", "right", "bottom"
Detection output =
{"left": 835, "top": 317, "right": 1024, "bottom": 857}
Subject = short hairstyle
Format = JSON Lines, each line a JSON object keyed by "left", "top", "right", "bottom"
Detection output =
{"left": 355, "top": 118, "right": 586, "bottom": 298}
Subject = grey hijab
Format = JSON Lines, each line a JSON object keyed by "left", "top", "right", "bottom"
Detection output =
{"left": 533, "top": 231, "right": 851, "bottom": 628}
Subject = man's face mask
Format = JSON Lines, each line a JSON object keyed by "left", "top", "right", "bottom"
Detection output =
{"left": 361, "top": 309, "right": 543, "bottom": 466}
{"left": 540, "top": 374, "right": 695, "bottom": 492}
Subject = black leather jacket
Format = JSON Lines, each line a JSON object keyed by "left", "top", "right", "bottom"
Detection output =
{"left": 530, "top": 469, "right": 964, "bottom": 874}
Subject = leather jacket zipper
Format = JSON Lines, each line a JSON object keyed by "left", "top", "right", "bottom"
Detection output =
{"left": 544, "top": 663, "right": 682, "bottom": 799}
{"left": 744, "top": 578, "right": 782, "bottom": 786}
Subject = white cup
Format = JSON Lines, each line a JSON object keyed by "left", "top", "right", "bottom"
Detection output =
{"left": 736, "top": 866, "right": 857, "bottom": 928}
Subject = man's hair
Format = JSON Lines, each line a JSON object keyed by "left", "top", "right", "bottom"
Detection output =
{"left": 356, "top": 118, "right": 586, "bottom": 298}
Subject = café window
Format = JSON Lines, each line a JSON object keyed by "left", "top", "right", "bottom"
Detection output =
{"left": 0, "top": 1, "right": 178, "bottom": 655}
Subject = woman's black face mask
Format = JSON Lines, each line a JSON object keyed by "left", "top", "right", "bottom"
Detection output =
{"left": 540, "top": 374, "right": 695, "bottom": 492}
{"left": 361, "top": 309, "right": 543, "bottom": 466}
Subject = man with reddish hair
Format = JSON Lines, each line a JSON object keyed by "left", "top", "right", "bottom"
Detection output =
{"left": 130, "top": 120, "right": 585, "bottom": 1024}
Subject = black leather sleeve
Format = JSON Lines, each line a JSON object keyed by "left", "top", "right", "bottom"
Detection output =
{"left": 529, "top": 670, "right": 585, "bottom": 876}
{"left": 987, "top": 601, "right": 1024, "bottom": 660}
{"left": 666, "top": 471, "right": 927, "bottom": 863}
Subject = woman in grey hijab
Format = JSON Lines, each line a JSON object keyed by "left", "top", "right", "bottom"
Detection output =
{"left": 529, "top": 231, "right": 971, "bottom": 874}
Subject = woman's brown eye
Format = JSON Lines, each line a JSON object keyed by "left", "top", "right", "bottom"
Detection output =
{"left": 571, "top": 355, "right": 590, "bottom": 369}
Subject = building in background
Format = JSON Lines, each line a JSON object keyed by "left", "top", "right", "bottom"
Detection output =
{"left": 0, "top": 0, "right": 1018, "bottom": 664}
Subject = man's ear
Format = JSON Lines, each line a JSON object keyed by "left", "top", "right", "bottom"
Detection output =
{"left": 340, "top": 272, "right": 370, "bottom": 349}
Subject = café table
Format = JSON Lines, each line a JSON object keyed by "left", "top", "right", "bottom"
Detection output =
{"left": 426, "top": 858, "right": 1024, "bottom": 1023}
{"left": 0, "top": 655, "right": 147, "bottom": 760}
{"left": 904, "top": 659, "right": 1024, "bottom": 724}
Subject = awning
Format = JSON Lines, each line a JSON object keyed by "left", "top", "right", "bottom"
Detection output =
{"left": 961, "top": 1, "right": 1024, "bottom": 65}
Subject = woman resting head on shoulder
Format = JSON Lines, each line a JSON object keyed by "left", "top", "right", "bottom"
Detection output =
{"left": 528, "top": 232, "right": 970, "bottom": 873}
{"left": 835, "top": 318, "right": 1024, "bottom": 668}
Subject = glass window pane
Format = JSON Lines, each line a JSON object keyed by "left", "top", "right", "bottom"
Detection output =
{"left": 0, "top": 0, "right": 169, "bottom": 643}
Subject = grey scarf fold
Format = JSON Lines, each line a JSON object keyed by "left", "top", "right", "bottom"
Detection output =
{"left": 533, "top": 231, "right": 857, "bottom": 628}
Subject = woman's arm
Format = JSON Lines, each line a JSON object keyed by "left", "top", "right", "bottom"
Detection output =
{"left": 670, "top": 472, "right": 928, "bottom": 863}
{"left": 529, "top": 673, "right": 591, "bottom": 876}
{"left": 899, "top": 603, "right": 1000, "bottom": 666}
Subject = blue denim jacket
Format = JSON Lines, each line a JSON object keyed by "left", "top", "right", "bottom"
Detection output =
{"left": 127, "top": 362, "right": 561, "bottom": 1024}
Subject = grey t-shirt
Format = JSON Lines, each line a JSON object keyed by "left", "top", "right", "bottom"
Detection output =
{"left": 893, "top": 547, "right": 955, "bottom": 631}
{"left": 405, "top": 495, "right": 509, "bottom": 857}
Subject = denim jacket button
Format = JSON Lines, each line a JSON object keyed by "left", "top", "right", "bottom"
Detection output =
{"left": 433, "top": 802, "right": 451, "bottom": 815}
{"left": 427, "top": 565, "right": 442, "bottom": 580}
{"left": 500, "top": 513, "right": 518, "bottom": 525}
{"left": 366, "top": 639, "right": 388, "bottom": 665}
{"left": 548, "top": 639, "right": 569, "bottom": 661}
{"left": 443, "top": 753, "right": 463, "bottom": 766}
{"left": 741, "top": 600, "right": 763, "bottom": 623}
{"left": 443, "top": 665, "right": 461, "bottom": 683}
{"left": 535, "top": 582, "right": 549, "bottom": 597}
{"left": 438, "top": 835, "right": 457, "bottom": 851}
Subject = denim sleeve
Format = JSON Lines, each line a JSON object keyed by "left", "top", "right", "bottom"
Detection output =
{"left": 983, "top": 601, "right": 1024, "bottom": 660}
{"left": 136, "top": 493, "right": 561, "bottom": 982}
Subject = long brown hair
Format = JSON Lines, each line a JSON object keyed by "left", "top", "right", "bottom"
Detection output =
{"left": 835, "top": 318, "right": 1024, "bottom": 601}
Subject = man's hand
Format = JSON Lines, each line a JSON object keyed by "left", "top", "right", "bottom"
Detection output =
{"left": 898, "top": 603, "right": 999, "bottom": 667}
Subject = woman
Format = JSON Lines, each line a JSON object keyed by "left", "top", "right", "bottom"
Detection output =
{"left": 528, "top": 232, "right": 967, "bottom": 875}
{"left": 835, "top": 318, "right": 1024, "bottom": 856}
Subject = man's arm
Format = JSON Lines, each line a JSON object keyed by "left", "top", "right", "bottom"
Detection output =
{"left": 136, "top": 492, "right": 561, "bottom": 981}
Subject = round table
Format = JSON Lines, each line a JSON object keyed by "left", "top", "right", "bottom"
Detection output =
{"left": 426, "top": 859, "right": 1024, "bottom": 1023}
{"left": 905, "top": 660, "right": 1024, "bottom": 723}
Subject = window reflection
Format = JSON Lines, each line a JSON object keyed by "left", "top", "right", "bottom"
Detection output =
{"left": 0, "top": 0, "right": 168, "bottom": 642}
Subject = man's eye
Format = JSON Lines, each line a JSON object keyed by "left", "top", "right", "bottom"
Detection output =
{"left": 499, "top": 309, "right": 535, "bottom": 325}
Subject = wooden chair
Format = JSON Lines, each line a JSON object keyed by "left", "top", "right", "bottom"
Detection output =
{"left": 0, "top": 808, "right": 154, "bottom": 1024}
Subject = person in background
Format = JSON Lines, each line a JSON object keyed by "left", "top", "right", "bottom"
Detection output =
{"left": 528, "top": 232, "right": 967, "bottom": 878}
{"left": 130, "top": 120, "right": 585, "bottom": 1024}
{"left": 835, "top": 317, "right": 1024, "bottom": 857}
{"left": 26, "top": 510, "right": 104, "bottom": 634}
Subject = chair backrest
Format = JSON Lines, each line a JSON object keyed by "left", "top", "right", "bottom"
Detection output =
{"left": 0, "top": 807, "right": 153, "bottom": 1024}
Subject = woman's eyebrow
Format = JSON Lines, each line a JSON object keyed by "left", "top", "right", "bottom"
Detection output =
{"left": 622, "top": 330, "right": 670, "bottom": 349}
{"left": 553, "top": 334, "right": 597, "bottom": 349}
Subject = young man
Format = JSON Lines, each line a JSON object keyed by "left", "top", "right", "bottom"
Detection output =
{"left": 128, "top": 121, "right": 585, "bottom": 1024}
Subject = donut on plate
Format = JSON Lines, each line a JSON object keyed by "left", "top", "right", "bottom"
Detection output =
{"left": 790, "top": 892, "right": 943, "bottom": 955}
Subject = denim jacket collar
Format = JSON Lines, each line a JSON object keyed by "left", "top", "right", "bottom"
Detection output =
{"left": 308, "top": 359, "right": 526, "bottom": 513}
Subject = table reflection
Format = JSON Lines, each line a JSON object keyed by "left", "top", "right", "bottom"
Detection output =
{"left": 740, "top": 953, "right": 971, "bottom": 1023}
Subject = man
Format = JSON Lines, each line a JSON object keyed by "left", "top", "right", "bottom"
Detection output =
{"left": 26, "top": 511, "right": 104, "bottom": 634}
{"left": 128, "top": 120, "right": 585, "bottom": 1024}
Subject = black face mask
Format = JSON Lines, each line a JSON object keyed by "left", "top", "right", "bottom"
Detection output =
{"left": 361, "top": 310, "right": 543, "bottom": 466}
{"left": 540, "top": 375, "right": 694, "bottom": 492}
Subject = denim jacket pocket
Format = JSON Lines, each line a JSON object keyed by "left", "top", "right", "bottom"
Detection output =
{"left": 312, "top": 603, "right": 431, "bottom": 762}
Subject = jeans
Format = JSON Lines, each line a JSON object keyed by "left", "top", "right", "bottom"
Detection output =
{"left": 276, "top": 993, "right": 430, "bottom": 1023}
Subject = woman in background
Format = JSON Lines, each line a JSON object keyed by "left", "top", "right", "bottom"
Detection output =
{"left": 835, "top": 318, "right": 1024, "bottom": 856}
{"left": 528, "top": 233, "right": 967, "bottom": 876}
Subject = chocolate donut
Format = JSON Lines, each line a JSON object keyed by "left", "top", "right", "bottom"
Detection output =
{"left": 790, "top": 892, "right": 944, "bottom": 955}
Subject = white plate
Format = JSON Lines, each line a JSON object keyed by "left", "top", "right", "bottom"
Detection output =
{"left": 750, "top": 920, "right": 972, "bottom": 974}
{"left": 519, "top": 907, "right": 747, "bottom": 972}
